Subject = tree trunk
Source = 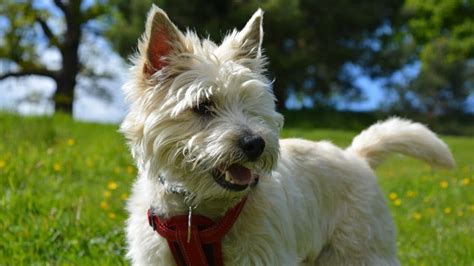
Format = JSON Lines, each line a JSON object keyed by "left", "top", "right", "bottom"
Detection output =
{"left": 53, "top": 0, "right": 81, "bottom": 115}
{"left": 53, "top": 60, "right": 78, "bottom": 115}
{"left": 53, "top": 48, "right": 78, "bottom": 114}
{"left": 53, "top": 77, "right": 75, "bottom": 114}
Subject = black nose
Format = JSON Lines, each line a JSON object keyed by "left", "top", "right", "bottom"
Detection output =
{"left": 238, "top": 134, "right": 265, "bottom": 160}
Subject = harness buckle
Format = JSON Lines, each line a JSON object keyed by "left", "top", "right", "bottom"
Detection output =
{"left": 187, "top": 206, "right": 193, "bottom": 243}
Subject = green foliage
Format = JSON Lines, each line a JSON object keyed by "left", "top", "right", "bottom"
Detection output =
{"left": 106, "top": 0, "right": 473, "bottom": 113}
{"left": 1, "top": 113, "right": 473, "bottom": 264}
{"left": 0, "top": 1, "right": 44, "bottom": 69}
{"left": 106, "top": 0, "right": 155, "bottom": 57}
{"left": 0, "top": 0, "right": 113, "bottom": 114}
{"left": 385, "top": 0, "right": 474, "bottom": 114}
{"left": 106, "top": 0, "right": 404, "bottom": 109}
{"left": 1, "top": 1, "right": 473, "bottom": 115}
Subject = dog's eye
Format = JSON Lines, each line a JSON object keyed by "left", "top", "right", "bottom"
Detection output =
{"left": 192, "top": 101, "right": 214, "bottom": 116}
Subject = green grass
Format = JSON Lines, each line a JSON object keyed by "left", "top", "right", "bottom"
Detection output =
{"left": 1, "top": 113, "right": 473, "bottom": 265}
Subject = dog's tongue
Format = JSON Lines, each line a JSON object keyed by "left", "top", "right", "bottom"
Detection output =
{"left": 227, "top": 164, "right": 252, "bottom": 185}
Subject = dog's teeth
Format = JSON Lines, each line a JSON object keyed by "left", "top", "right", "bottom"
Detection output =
{"left": 225, "top": 171, "right": 234, "bottom": 183}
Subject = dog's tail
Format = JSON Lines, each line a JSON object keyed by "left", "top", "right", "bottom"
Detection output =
{"left": 347, "top": 117, "right": 455, "bottom": 169}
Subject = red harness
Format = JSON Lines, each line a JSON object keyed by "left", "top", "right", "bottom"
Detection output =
{"left": 147, "top": 198, "right": 247, "bottom": 266}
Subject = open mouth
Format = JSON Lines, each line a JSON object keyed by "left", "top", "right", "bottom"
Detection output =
{"left": 212, "top": 164, "right": 257, "bottom": 191}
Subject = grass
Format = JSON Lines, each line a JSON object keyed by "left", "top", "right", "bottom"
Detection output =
{"left": 0, "top": 113, "right": 473, "bottom": 265}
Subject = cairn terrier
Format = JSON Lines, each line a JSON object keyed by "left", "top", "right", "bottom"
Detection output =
{"left": 121, "top": 5, "right": 454, "bottom": 265}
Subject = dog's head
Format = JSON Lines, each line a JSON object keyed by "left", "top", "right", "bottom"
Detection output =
{"left": 121, "top": 5, "right": 283, "bottom": 205}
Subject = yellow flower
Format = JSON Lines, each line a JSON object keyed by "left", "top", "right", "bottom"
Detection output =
{"left": 103, "top": 191, "right": 112, "bottom": 198}
{"left": 86, "top": 159, "right": 94, "bottom": 167}
{"left": 406, "top": 190, "right": 416, "bottom": 198}
{"left": 108, "top": 212, "right": 116, "bottom": 219}
{"left": 457, "top": 211, "right": 464, "bottom": 217}
{"left": 107, "top": 181, "right": 118, "bottom": 190}
{"left": 470, "top": 205, "right": 474, "bottom": 212}
{"left": 100, "top": 201, "right": 108, "bottom": 209}
{"left": 53, "top": 163, "right": 61, "bottom": 172}
{"left": 121, "top": 193, "right": 128, "bottom": 200}
{"left": 413, "top": 212, "right": 422, "bottom": 220}
{"left": 389, "top": 193, "right": 398, "bottom": 201}
{"left": 67, "top": 138, "right": 75, "bottom": 146}
{"left": 444, "top": 207, "right": 451, "bottom": 214}
{"left": 394, "top": 199, "right": 401, "bottom": 206}
{"left": 0, "top": 160, "right": 5, "bottom": 169}
{"left": 440, "top": 180, "right": 449, "bottom": 189}
{"left": 126, "top": 166, "right": 134, "bottom": 174}
{"left": 462, "top": 178, "right": 470, "bottom": 186}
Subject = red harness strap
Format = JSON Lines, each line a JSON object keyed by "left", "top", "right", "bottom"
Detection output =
{"left": 147, "top": 198, "right": 247, "bottom": 266}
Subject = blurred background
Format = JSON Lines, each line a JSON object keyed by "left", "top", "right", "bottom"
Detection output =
{"left": 1, "top": 1, "right": 473, "bottom": 264}
{"left": 1, "top": 0, "right": 473, "bottom": 133}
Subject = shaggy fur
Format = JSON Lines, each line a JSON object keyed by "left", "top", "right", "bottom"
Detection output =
{"left": 121, "top": 5, "right": 455, "bottom": 265}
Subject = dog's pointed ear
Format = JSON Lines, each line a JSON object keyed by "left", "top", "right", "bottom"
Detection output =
{"left": 143, "top": 5, "right": 185, "bottom": 76}
{"left": 236, "top": 9, "right": 264, "bottom": 58}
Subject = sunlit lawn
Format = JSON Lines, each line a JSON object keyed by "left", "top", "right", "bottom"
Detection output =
{"left": 1, "top": 113, "right": 473, "bottom": 265}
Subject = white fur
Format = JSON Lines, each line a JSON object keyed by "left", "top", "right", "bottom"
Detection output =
{"left": 121, "top": 5, "right": 454, "bottom": 265}
{"left": 347, "top": 118, "right": 455, "bottom": 169}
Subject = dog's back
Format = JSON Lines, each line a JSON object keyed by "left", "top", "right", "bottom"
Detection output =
{"left": 275, "top": 118, "right": 453, "bottom": 265}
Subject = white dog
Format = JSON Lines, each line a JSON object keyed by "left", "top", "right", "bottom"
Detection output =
{"left": 121, "top": 5, "right": 454, "bottom": 265}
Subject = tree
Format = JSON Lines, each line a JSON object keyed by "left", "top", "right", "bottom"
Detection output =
{"left": 106, "top": 0, "right": 404, "bottom": 110}
{"left": 0, "top": 0, "right": 108, "bottom": 114}
{"left": 379, "top": 0, "right": 474, "bottom": 114}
